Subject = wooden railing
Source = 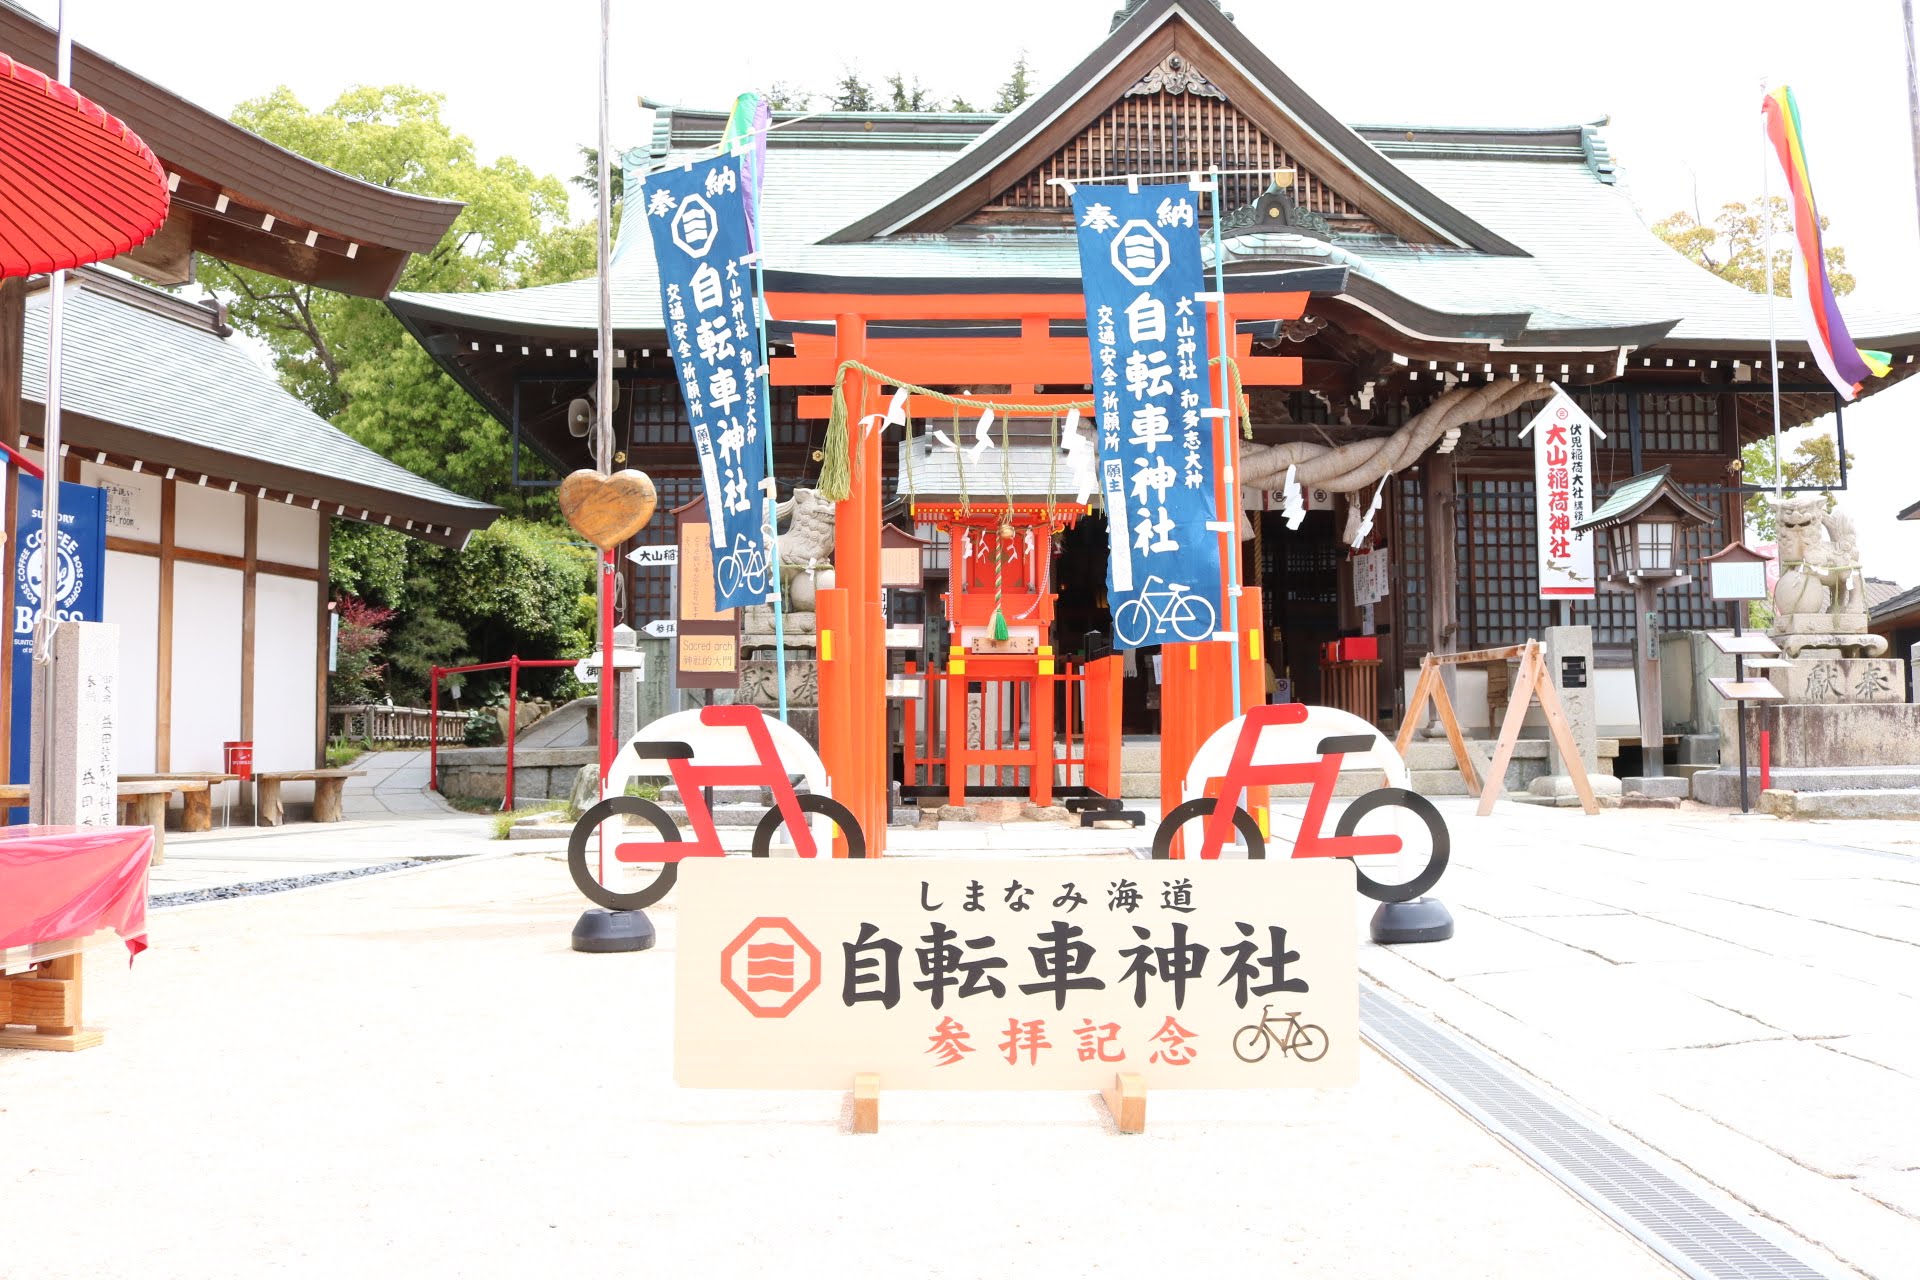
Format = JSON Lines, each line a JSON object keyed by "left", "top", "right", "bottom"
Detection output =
{"left": 328, "top": 704, "right": 468, "bottom": 746}
{"left": 900, "top": 655, "right": 1123, "bottom": 805}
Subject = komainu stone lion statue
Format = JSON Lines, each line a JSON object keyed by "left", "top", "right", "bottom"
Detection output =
{"left": 1770, "top": 494, "right": 1886, "bottom": 657}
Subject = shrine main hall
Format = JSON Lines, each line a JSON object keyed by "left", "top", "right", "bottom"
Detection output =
{"left": 390, "top": 0, "right": 1920, "bottom": 750}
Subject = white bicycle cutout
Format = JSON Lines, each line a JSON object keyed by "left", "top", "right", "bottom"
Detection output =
{"left": 1112, "top": 574, "right": 1217, "bottom": 646}
{"left": 715, "top": 531, "right": 771, "bottom": 600}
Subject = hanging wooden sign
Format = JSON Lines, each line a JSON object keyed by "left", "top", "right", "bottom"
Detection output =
{"left": 674, "top": 492, "right": 741, "bottom": 690}
{"left": 558, "top": 468, "right": 659, "bottom": 551}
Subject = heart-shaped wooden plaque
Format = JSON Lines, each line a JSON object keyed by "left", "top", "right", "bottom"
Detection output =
{"left": 558, "top": 468, "right": 659, "bottom": 550}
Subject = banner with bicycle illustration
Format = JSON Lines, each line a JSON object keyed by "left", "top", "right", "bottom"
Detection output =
{"left": 673, "top": 857, "right": 1357, "bottom": 1090}
{"left": 1070, "top": 183, "right": 1222, "bottom": 650}
{"left": 638, "top": 152, "right": 772, "bottom": 612}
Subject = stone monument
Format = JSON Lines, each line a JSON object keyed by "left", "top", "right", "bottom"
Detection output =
{"left": 1694, "top": 497, "right": 1919, "bottom": 806}
{"left": 739, "top": 487, "right": 834, "bottom": 745}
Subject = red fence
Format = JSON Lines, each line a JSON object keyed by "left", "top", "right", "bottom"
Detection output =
{"left": 900, "top": 655, "right": 1122, "bottom": 806}
{"left": 429, "top": 657, "right": 581, "bottom": 811}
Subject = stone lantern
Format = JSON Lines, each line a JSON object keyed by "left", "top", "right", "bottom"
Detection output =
{"left": 1574, "top": 466, "right": 1717, "bottom": 781}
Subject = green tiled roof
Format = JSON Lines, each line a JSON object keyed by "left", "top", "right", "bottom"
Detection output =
{"left": 24, "top": 275, "right": 497, "bottom": 543}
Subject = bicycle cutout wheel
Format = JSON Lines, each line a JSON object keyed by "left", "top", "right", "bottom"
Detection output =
{"left": 1333, "top": 787, "right": 1450, "bottom": 903}
{"left": 751, "top": 793, "right": 866, "bottom": 860}
{"left": 567, "top": 796, "right": 682, "bottom": 911}
{"left": 1151, "top": 797, "right": 1266, "bottom": 860}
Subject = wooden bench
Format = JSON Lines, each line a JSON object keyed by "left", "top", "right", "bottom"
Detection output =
{"left": 254, "top": 769, "right": 366, "bottom": 826}
{"left": 0, "top": 779, "right": 206, "bottom": 865}
{"left": 117, "top": 773, "right": 241, "bottom": 833}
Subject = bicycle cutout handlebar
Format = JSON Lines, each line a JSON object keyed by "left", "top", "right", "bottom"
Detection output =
{"left": 567, "top": 704, "right": 864, "bottom": 911}
{"left": 1149, "top": 702, "right": 1449, "bottom": 903}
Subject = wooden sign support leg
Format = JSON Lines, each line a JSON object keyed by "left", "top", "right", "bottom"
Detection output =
{"left": 1100, "top": 1071, "right": 1146, "bottom": 1134}
{"left": 1476, "top": 643, "right": 1542, "bottom": 817}
{"left": 1392, "top": 658, "right": 1479, "bottom": 794}
{"left": 0, "top": 952, "right": 101, "bottom": 1052}
{"left": 851, "top": 1072, "right": 880, "bottom": 1134}
{"left": 1393, "top": 661, "right": 1437, "bottom": 757}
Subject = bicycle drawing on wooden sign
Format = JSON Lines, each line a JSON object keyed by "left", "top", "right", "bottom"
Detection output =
{"left": 1150, "top": 702, "right": 1450, "bottom": 903}
{"left": 567, "top": 704, "right": 863, "bottom": 912}
{"left": 1231, "top": 1006, "right": 1329, "bottom": 1064}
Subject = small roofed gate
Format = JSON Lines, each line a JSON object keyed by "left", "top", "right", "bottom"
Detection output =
{"left": 767, "top": 284, "right": 1313, "bottom": 839}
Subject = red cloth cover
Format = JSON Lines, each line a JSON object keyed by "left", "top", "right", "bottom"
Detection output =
{"left": 0, "top": 824, "right": 150, "bottom": 957}
{"left": 0, "top": 50, "right": 171, "bottom": 277}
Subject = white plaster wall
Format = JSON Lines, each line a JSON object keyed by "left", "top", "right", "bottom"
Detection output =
{"left": 174, "top": 484, "right": 245, "bottom": 556}
{"left": 253, "top": 574, "right": 319, "bottom": 773}
{"left": 169, "top": 561, "right": 244, "bottom": 770}
{"left": 102, "top": 550, "right": 158, "bottom": 773}
{"left": 257, "top": 501, "right": 320, "bottom": 568}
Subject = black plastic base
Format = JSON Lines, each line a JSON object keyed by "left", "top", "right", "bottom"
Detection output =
{"left": 1369, "top": 897, "right": 1455, "bottom": 945}
{"left": 571, "top": 908, "right": 657, "bottom": 953}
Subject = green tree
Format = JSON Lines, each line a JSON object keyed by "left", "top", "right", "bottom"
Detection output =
{"left": 1738, "top": 434, "right": 1853, "bottom": 541}
{"left": 764, "top": 81, "right": 813, "bottom": 112}
{"left": 993, "top": 53, "right": 1036, "bottom": 112}
{"left": 198, "top": 85, "right": 590, "bottom": 511}
{"left": 948, "top": 95, "right": 978, "bottom": 112}
{"left": 884, "top": 73, "right": 932, "bottom": 112}
{"left": 569, "top": 144, "right": 627, "bottom": 206}
{"left": 1652, "top": 197, "right": 1855, "bottom": 298}
{"left": 829, "top": 69, "right": 876, "bottom": 111}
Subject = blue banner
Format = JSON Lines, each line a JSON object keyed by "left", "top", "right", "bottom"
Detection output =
{"left": 638, "top": 153, "right": 772, "bottom": 612}
{"left": 11, "top": 475, "right": 107, "bottom": 801}
{"left": 1071, "top": 184, "right": 1222, "bottom": 649}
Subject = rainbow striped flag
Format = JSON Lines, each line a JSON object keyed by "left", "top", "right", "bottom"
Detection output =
{"left": 1762, "top": 86, "right": 1891, "bottom": 400}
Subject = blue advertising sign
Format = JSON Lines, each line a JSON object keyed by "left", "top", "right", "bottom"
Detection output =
{"left": 1071, "top": 184, "right": 1222, "bottom": 649}
{"left": 638, "top": 153, "right": 772, "bottom": 613}
{"left": 10, "top": 474, "right": 107, "bottom": 799}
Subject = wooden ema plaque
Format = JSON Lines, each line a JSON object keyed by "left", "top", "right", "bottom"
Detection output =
{"left": 673, "top": 493, "right": 741, "bottom": 690}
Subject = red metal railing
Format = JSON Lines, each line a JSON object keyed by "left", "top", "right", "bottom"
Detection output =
{"left": 900, "top": 655, "right": 1122, "bottom": 805}
{"left": 429, "top": 657, "right": 581, "bottom": 811}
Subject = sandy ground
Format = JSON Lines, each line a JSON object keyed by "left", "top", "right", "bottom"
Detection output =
{"left": 0, "top": 851, "right": 1675, "bottom": 1280}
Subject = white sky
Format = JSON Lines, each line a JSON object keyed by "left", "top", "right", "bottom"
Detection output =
{"left": 24, "top": 0, "right": 1920, "bottom": 578}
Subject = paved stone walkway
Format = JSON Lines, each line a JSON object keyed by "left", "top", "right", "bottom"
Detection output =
{"left": 1354, "top": 799, "right": 1920, "bottom": 1280}
{"left": 342, "top": 748, "right": 453, "bottom": 819}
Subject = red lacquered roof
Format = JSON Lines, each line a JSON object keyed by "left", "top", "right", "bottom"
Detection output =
{"left": 0, "top": 49, "right": 168, "bottom": 277}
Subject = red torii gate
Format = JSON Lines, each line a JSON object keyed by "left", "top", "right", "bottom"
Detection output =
{"left": 767, "top": 286, "right": 1314, "bottom": 856}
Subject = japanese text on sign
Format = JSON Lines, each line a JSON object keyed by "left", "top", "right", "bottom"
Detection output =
{"left": 1521, "top": 389, "right": 1601, "bottom": 599}
{"left": 674, "top": 859, "right": 1357, "bottom": 1090}
{"left": 639, "top": 154, "right": 773, "bottom": 612}
{"left": 1070, "top": 185, "right": 1222, "bottom": 649}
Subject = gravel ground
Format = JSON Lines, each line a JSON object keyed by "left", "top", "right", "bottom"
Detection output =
{"left": 149, "top": 860, "right": 430, "bottom": 908}
{"left": 0, "top": 851, "right": 1675, "bottom": 1279}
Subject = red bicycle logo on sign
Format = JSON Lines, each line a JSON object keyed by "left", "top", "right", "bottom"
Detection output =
{"left": 1150, "top": 703, "right": 1449, "bottom": 903}
{"left": 567, "top": 705, "right": 864, "bottom": 912}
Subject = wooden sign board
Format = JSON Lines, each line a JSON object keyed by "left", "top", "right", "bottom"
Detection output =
{"left": 673, "top": 493, "right": 740, "bottom": 690}
{"left": 674, "top": 858, "right": 1357, "bottom": 1091}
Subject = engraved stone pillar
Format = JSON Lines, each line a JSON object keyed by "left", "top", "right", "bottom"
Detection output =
{"left": 28, "top": 621, "right": 119, "bottom": 826}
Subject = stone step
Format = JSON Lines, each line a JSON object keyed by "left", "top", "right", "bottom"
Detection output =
{"left": 656, "top": 802, "right": 774, "bottom": 829}
{"left": 1121, "top": 771, "right": 1161, "bottom": 799}
{"left": 657, "top": 785, "right": 769, "bottom": 806}
{"left": 1410, "top": 769, "right": 1473, "bottom": 797}
{"left": 1692, "top": 765, "right": 1920, "bottom": 807}
{"left": 1760, "top": 788, "right": 1920, "bottom": 820}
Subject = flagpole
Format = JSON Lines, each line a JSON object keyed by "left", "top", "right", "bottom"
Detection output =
{"left": 743, "top": 116, "right": 789, "bottom": 724}
{"left": 1206, "top": 171, "right": 1243, "bottom": 714}
{"left": 1905, "top": 0, "right": 1920, "bottom": 247}
{"left": 31, "top": 0, "right": 72, "bottom": 822}
{"left": 1761, "top": 88, "right": 1785, "bottom": 499}
{"left": 594, "top": 0, "right": 616, "bottom": 827}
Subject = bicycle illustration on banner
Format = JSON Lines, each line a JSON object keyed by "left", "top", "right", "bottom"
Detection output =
{"left": 1111, "top": 574, "right": 1217, "bottom": 647}
{"left": 715, "top": 531, "right": 771, "bottom": 601}
{"left": 1232, "top": 1005, "right": 1329, "bottom": 1064}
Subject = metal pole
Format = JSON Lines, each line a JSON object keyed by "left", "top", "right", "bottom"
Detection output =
{"left": 505, "top": 656, "right": 519, "bottom": 814}
{"left": 743, "top": 113, "right": 789, "bottom": 723}
{"left": 594, "top": 0, "right": 617, "bottom": 808}
{"left": 1206, "top": 171, "right": 1242, "bottom": 712}
{"left": 1904, "top": 0, "right": 1920, "bottom": 247}
{"left": 31, "top": 3, "right": 72, "bottom": 821}
{"left": 1732, "top": 603, "right": 1750, "bottom": 813}
{"left": 429, "top": 666, "right": 440, "bottom": 792}
{"left": 1761, "top": 89, "right": 1785, "bottom": 496}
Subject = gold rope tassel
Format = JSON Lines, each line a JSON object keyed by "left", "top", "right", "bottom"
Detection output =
{"left": 817, "top": 373, "right": 853, "bottom": 502}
